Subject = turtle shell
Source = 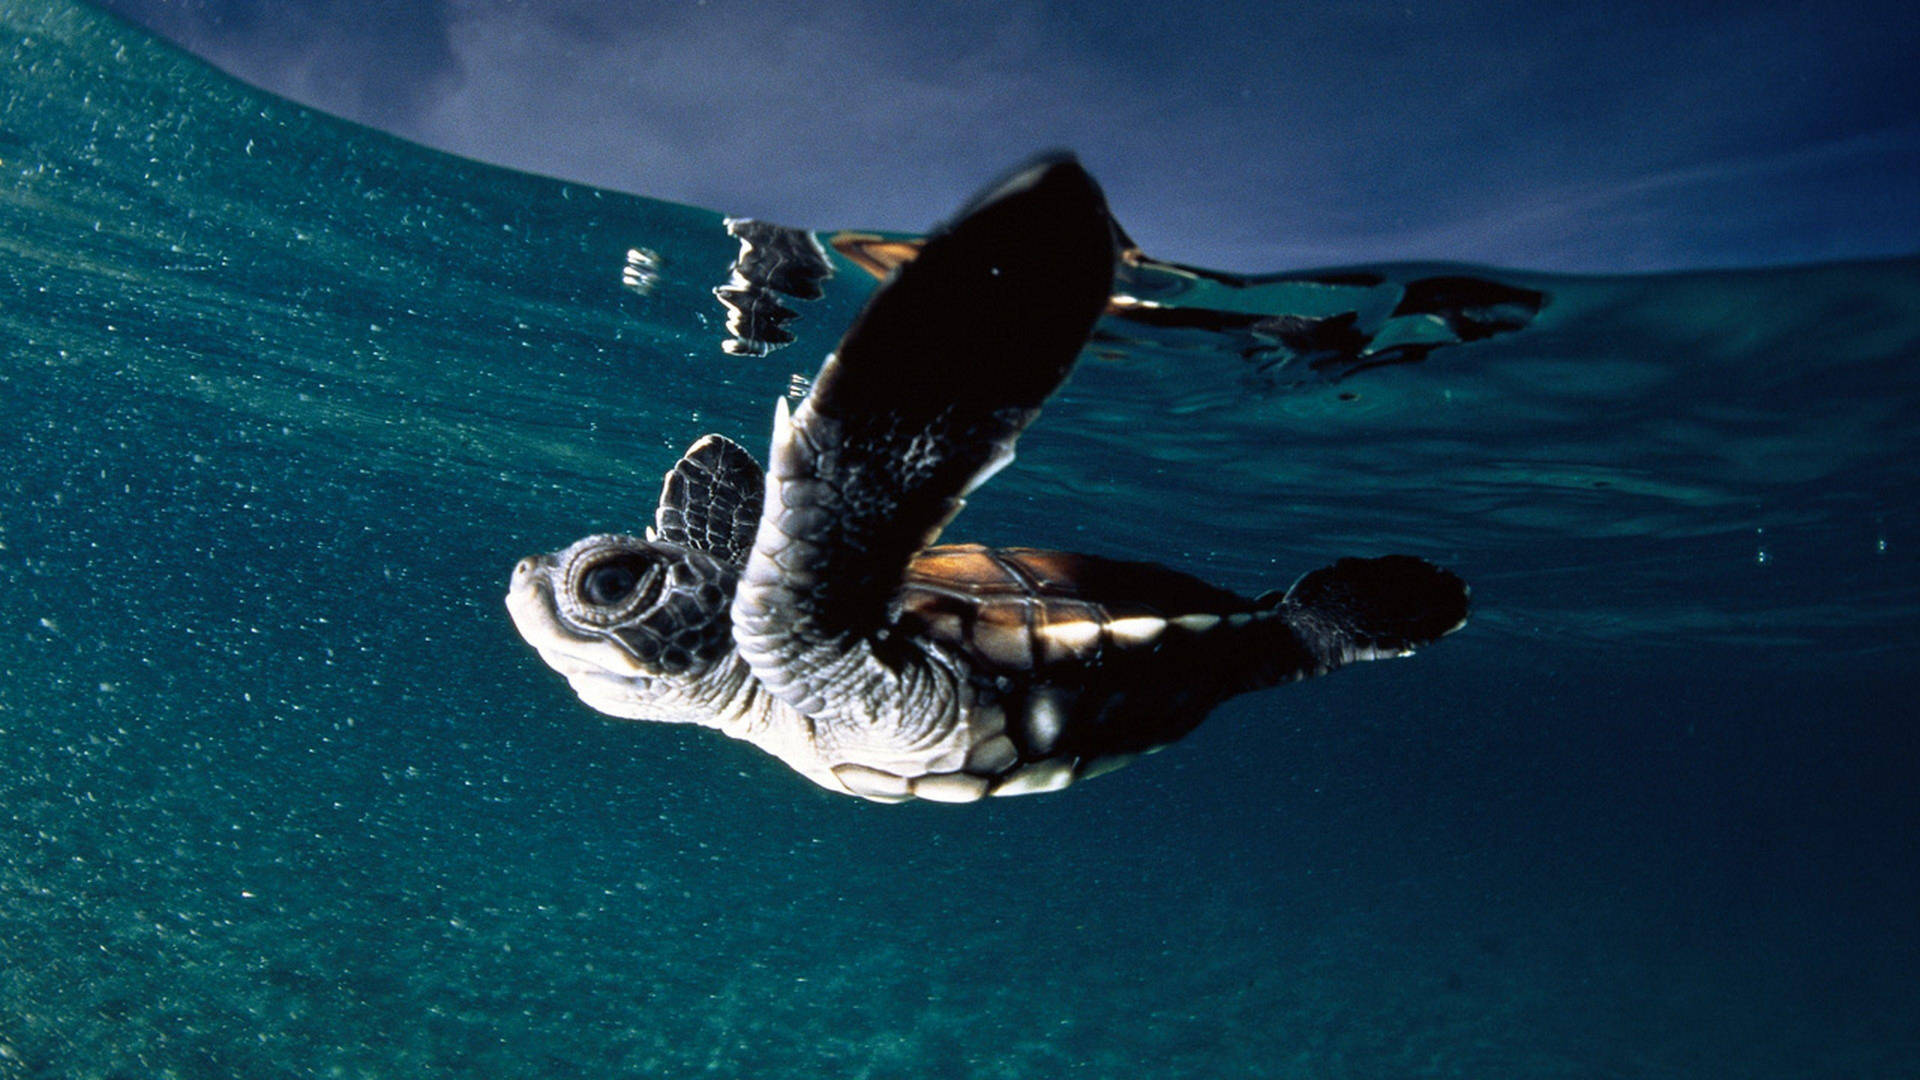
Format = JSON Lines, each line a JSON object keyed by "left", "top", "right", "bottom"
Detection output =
{"left": 895, "top": 543, "right": 1262, "bottom": 675}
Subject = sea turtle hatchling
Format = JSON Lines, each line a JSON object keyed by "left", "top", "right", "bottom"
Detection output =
{"left": 505, "top": 157, "right": 1470, "bottom": 803}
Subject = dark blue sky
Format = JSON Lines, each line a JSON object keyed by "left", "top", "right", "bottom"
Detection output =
{"left": 93, "top": 0, "right": 1920, "bottom": 273}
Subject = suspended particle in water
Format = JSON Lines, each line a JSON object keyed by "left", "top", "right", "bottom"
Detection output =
{"left": 1754, "top": 527, "right": 1770, "bottom": 566}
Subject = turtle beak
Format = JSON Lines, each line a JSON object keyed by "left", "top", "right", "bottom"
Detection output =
{"left": 505, "top": 555, "right": 561, "bottom": 648}
{"left": 510, "top": 554, "right": 547, "bottom": 589}
{"left": 506, "top": 554, "right": 585, "bottom": 664}
{"left": 506, "top": 555, "right": 652, "bottom": 679}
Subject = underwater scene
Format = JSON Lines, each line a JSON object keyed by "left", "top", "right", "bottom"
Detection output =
{"left": 3, "top": 2, "right": 1917, "bottom": 1077}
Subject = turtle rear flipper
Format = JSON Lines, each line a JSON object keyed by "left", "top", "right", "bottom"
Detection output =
{"left": 733, "top": 156, "right": 1117, "bottom": 727}
{"left": 1275, "top": 555, "right": 1471, "bottom": 670}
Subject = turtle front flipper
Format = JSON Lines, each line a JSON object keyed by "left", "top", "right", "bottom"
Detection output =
{"left": 732, "top": 156, "right": 1117, "bottom": 734}
{"left": 652, "top": 434, "right": 764, "bottom": 565}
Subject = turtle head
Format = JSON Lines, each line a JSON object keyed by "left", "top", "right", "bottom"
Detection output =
{"left": 505, "top": 534, "right": 743, "bottom": 724}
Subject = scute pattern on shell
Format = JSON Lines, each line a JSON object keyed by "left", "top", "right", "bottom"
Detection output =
{"left": 894, "top": 544, "right": 1262, "bottom": 675}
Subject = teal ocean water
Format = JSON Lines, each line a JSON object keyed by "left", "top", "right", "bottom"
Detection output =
{"left": 4, "top": 3, "right": 1918, "bottom": 1077}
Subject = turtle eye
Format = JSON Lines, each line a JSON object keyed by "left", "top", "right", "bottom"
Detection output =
{"left": 581, "top": 556, "right": 650, "bottom": 607}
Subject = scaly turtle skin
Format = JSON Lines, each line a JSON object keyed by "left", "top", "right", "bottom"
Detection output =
{"left": 505, "top": 156, "right": 1470, "bottom": 803}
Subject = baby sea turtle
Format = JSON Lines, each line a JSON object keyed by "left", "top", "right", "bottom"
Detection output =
{"left": 505, "top": 157, "right": 1469, "bottom": 803}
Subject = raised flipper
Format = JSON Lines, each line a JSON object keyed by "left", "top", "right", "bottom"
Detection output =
{"left": 732, "top": 155, "right": 1118, "bottom": 729}
{"left": 651, "top": 434, "right": 765, "bottom": 565}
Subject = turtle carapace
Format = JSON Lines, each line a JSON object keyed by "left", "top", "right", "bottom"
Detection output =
{"left": 506, "top": 156, "right": 1469, "bottom": 803}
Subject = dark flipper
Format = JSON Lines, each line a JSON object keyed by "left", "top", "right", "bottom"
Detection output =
{"left": 733, "top": 156, "right": 1118, "bottom": 724}
{"left": 1275, "top": 555, "right": 1471, "bottom": 669}
{"left": 653, "top": 434, "right": 765, "bottom": 566}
